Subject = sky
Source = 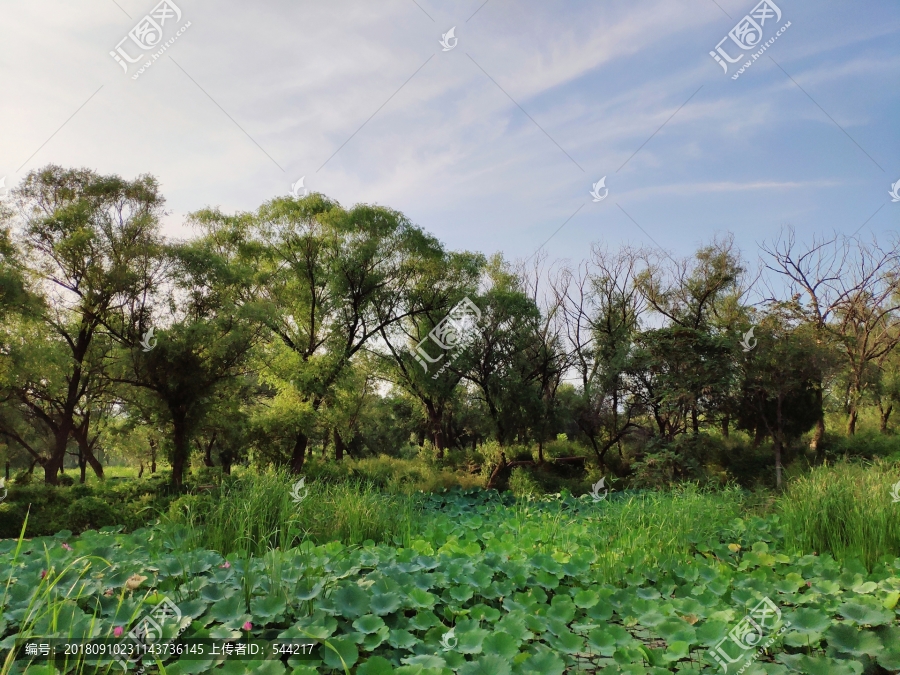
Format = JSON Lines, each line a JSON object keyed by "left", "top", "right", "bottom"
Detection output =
{"left": 0, "top": 0, "right": 898, "bottom": 267}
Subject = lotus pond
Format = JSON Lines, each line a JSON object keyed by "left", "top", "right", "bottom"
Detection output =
{"left": 2, "top": 487, "right": 900, "bottom": 675}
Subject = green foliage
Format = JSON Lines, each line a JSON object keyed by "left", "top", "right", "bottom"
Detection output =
{"left": 778, "top": 460, "right": 900, "bottom": 568}
{"left": 508, "top": 467, "right": 544, "bottom": 498}
{"left": 3, "top": 481, "right": 899, "bottom": 675}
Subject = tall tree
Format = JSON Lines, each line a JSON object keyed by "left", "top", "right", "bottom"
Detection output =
{"left": 4, "top": 166, "right": 163, "bottom": 484}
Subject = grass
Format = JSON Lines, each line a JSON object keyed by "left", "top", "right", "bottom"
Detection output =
{"left": 777, "top": 459, "right": 900, "bottom": 569}
{"left": 158, "top": 467, "right": 418, "bottom": 556}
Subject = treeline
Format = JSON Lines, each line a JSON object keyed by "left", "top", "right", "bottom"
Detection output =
{"left": 1, "top": 166, "right": 899, "bottom": 488}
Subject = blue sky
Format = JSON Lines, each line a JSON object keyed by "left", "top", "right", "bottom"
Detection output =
{"left": 1, "top": 0, "right": 898, "bottom": 266}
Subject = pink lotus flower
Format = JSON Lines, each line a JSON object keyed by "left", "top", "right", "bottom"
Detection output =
{"left": 40, "top": 570, "right": 47, "bottom": 579}
{"left": 242, "top": 621, "right": 252, "bottom": 631}
{"left": 114, "top": 626, "right": 124, "bottom": 638}
{"left": 220, "top": 561, "right": 230, "bottom": 569}
{"left": 62, "top": 543, "right": 73, "bottom": 551}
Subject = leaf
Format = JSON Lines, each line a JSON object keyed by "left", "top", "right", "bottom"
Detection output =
{"left": 458, "top": 654, "right": 511, "bottom": 675}
{"left": 333, "top": 585, "right": 370, "bottom": 618}
{"left": 785, "top": 608, "right": 831, "bottom": 634}
{"left": 352, "top": 614, "right": 386, "bottom": 634}
{"left": 357, "top": 656, "right": 395, "bottom": 675}
{"left": 573, "top": 589, "right": 599, "bottom": 608}
{"left": 482, "top": 631, "right": 519, "bottom": 659}
{"left": 824, "top": 623, "right": 883, "bottom": 657}
{"left": 838, "top": 601, "right": 893, "bottom": 626}
{"left": 521, "top": 649, "right": 565, "bottom": 675}
{"left": 319, "top": 637, "right": 359, "bottom": 670}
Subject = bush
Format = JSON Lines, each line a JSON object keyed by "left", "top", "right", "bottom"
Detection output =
{"left": 777, "top": 459, "right": 900, "bottom": 569}
{"left": 65, "top": 497, "right": 118, "bottom": 532}
{"left": 509, "top": 467, "right": 543, "bottom": 498}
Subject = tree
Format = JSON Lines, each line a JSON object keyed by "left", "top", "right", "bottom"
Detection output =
{"left": 115, "top": 236, "right": 258, "bottom": 487}
{"left": 3, "top": 166, "right": 164, "bottom": 484}
{"left": 202, "top": 195, "right": 446, "bottom": 472}
{"left": 736, "top": 314, "right": 824, "bottom": 488}
{"left": 557, "top": 245, "right": 643, "bottom": 469}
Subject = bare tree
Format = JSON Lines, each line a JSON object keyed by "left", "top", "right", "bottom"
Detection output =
{"left": 762, "top": 228, "right": 900, "bottom": 440}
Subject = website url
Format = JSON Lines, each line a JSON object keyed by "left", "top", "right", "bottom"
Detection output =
{"left": 131, "top": 22, "right": 192, "bottom": 81}
{"left": 732, "top": 21, "right": 791, "bottom": 80}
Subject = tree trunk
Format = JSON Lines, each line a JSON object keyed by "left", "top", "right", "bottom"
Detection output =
{"left": 43, "top": 426, "right": 70, "bottom": 485}
{"left": 721, "top": 415, "right": 730, "bottom": 438}
{"left": 425, "top": 402, "right": 445, "bottom": 460}
{"left": 809, "top": 387, "right": 825, "bottom": 451}
{"left": 334, "top": 428, "right": 345, "bottom": 461}
{"left": 138, "top": 462, "right": 144, "bottom": 479}
{"left": 775, "top": 396, "right": 784, "bottom": 489}
{"left": 880, "top": 403, "right": 893, "bottom": 434}
{"left": 171, "top": 415, "right": 189, "bottom": 488}
{"left": 290, "top": 431, "right": 309, "bottom": 474}
{"left": 847, "top": 407, "right": 858, "bottom": 436}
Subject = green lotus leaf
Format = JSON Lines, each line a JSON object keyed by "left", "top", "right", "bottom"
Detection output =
{"left": 838, "top": 601, "right": 893, "bottom": 626}
{"left": 333, "top": 585, "right": 370, "bottom": 618}
{"left": 319, "top": 636, "right": 359, "bottom": 670}
{"left": 573, "top": 589, "right": 599, "bottom": 608}
{"left": 352, "top": 614, "right": 386, "bottom": 634}
{"left": 824, "top": 623, "right": 883, "bottom": 657}
{"left": 521, "top": 648, "right": 565, "bottom": 675}
{"left": 456, "top": 627, "right": 489, "bottom": 654}
{"left": 357, "top": 656, "right": 396, "bottom": 675}
{"left": 459, "top": 654, "right": 512, "bottom": 675}
{"left": 482, "top": 631, "right": 519, "bottom": 659}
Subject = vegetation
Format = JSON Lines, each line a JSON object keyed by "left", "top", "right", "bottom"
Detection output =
{"left": 1, "top": 166, "right": 900, "bottom": 673}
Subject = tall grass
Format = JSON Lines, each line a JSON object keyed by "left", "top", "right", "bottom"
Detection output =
{"left": 158, "top": 467, "right": 418, "bottom": 556}
{"left": 777, "top": 460, "right": 900, "bottom": 568}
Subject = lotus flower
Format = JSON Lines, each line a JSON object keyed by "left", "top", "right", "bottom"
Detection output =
{"left": 242, "top": 621, "right": 252, "bottom": 631}
{"left": 114, "top": 626, "right": 124, "bottom": 638}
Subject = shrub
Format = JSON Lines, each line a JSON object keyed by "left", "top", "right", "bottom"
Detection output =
{"left": 777, "top": 459, "right": 900, "bottom": 569}
{"left": 509, "top": 467, "right": 543, "bottom": 498}
{"left": 65, "top": 497, "right": 118, "bottom": 532}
